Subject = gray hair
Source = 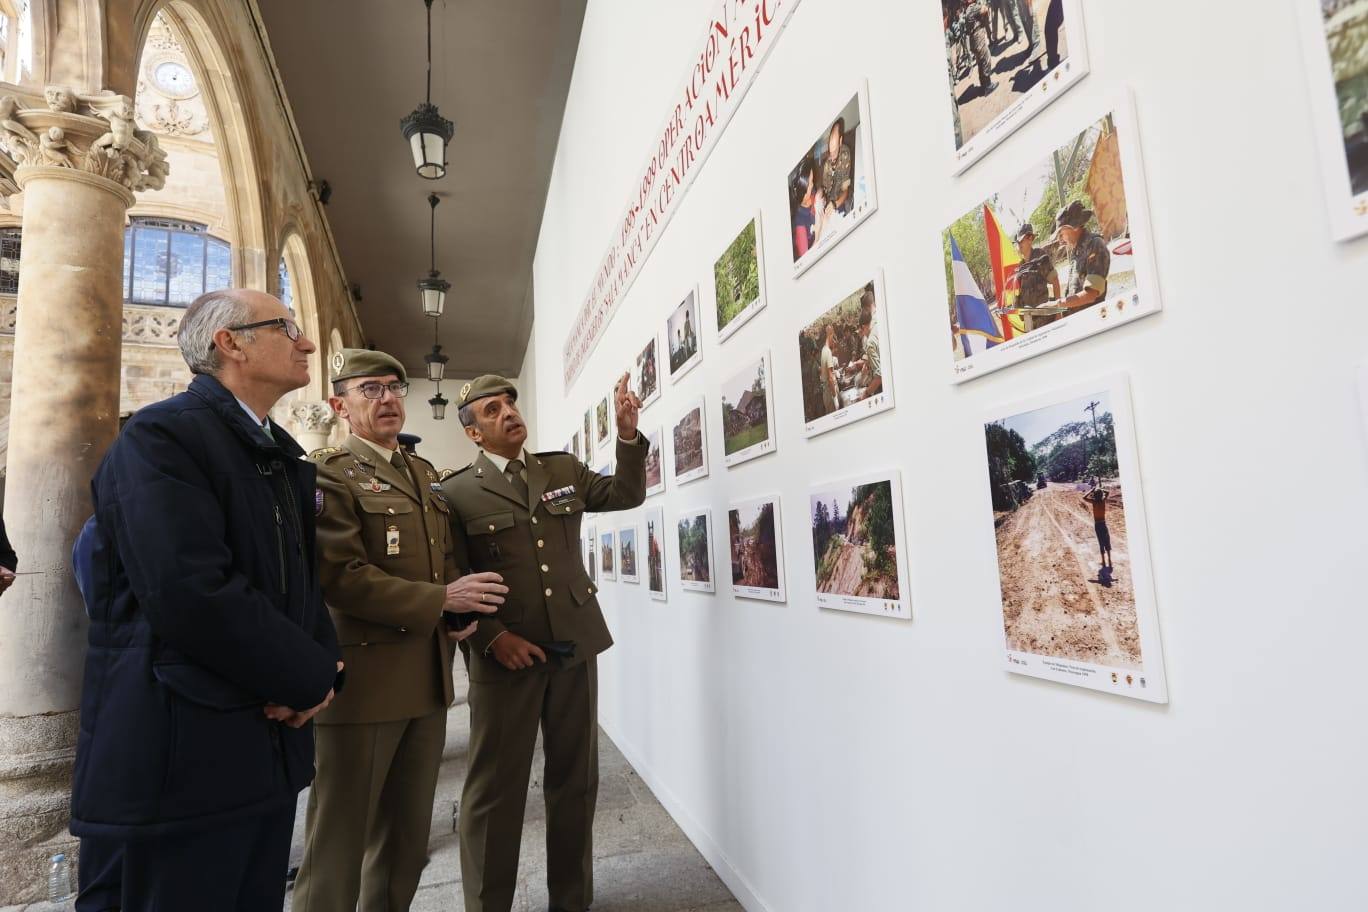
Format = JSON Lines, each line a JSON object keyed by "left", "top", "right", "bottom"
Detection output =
{"left": 178, "top": 290, "right": 257, "bottom": 375}
{"left": 457, "top": 403, "right": 477, "bottom": 428}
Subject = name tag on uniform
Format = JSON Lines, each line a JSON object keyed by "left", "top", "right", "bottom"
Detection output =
{"left": 386, "top": 525, "right": 400, "bottom": 556}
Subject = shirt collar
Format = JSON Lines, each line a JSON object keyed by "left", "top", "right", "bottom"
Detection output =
{"left": 484, "top": 448, "right": 528, "bottom": 474}
{"left": 352, "top": 434, "right": 399, "bottom": 463}
{"left": 233, "top": 397, "right": 271, "bottom": 434}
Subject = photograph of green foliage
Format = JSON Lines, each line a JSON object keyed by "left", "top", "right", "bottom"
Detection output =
{"left": 808, "top": 472, "right": 909, "bottom": 618}
{"left": 676, "top": 508, "right": 714, "bottom": 593}
{"left": 714, "top": 215, "right": 766, "bottom": 342}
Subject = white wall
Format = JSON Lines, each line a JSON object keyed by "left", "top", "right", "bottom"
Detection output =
{"left": 529, "top": 2, "right": 1368, "bottom": 909}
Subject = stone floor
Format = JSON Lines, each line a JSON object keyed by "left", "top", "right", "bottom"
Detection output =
{"left": 5, "top": 682, "right": 740, "bottom": 912}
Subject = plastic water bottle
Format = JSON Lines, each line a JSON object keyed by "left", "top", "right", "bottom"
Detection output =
{"left": 47, "top": 852, "right": 74, "bottom": 903}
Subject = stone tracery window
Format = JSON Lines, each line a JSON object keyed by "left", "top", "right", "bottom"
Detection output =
{"left": 0, "top": 228, "right": 19, "bottom": 295}
{"left": 278, "top": 256, "right": 292, "bottom": 312}
{"left": 123, "top": 217, "right": 232, "bottom": 307}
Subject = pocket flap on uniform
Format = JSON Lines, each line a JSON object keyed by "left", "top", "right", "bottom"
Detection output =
{"left": 358, "top": 497, "right": 414, "bottom": 515}
{"left": 466, "top": 511, "right": 516, "bottom": 536}
{"left": 547, "top": 497, "right": 587, "bottom": 516}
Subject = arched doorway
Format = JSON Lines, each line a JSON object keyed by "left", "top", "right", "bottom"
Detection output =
{"left": 279, "top": 230, "right": 323, "bottom": 398}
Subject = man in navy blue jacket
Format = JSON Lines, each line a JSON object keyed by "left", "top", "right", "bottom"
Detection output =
{"left": 70, "top": 288, "right": 344, "bottom": 911}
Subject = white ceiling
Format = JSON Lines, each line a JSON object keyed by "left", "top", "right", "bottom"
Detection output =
{"left": 259, "top": 0, "right": 588, "bottom": 375}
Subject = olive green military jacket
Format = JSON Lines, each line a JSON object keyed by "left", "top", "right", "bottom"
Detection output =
{"left": 311, "top": 435, "right": 459, "bottom": 724}
{"left": 440, "top": 433, "right": 646, "bottom": 683}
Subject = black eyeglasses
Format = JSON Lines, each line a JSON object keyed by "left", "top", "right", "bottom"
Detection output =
{"left": 343, "top": 381, "right": 411, "bottom": 399}
{"left": 209, "top": 318, "right": 303, "bottom": 353}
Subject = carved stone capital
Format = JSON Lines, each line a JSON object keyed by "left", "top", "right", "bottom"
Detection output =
{"left": 289, "top": 400, "right": 338, "bottom": 435}
{"left": 0, "top": 86, "right": 168, "bottom": 198}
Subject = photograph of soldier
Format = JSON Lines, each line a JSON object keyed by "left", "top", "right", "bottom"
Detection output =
{"left": 786, "top": 91, "right": 873, "bottom": 272}
{"left": 1322, "top": 0, "right": 1368, "bottom": 196}
{"left": 595, "top": 395, "right": 610, "bottom": 449}
{"left": 671, "top": 403, "right": 708, "bottom": 483}
{"left": 632, "top": 334, "right": 660, "bottom": 408}
{"left": 797, "top": 280, "right": 889, "bottom": 434}
{"left": 714, "top": 216, "right": 765, "bottom": 340}
{"left": 619, "top": 525, "right": 639, "bottom": 582}
{"left": 676, "top": 509, "right": 714, "bottom": 592}
{"left": 945, "top": 111, "right": 1140, "bottom": 362}
{"left": 943, "top": 0, "right": 1072, "bottom": 153}
{"left": 645, "top": 507, "right": 667, "bottom": 599}
{"left": 728, "top": 497, "right": 785, "bottom": 601}
{"left": 644, "top": 426, "right": 665, "bottom": 496}
{"left": 667, "top": 289, "right": 701, "bottom": 379}
{"left": 985, "top": 388, "right": 1142, "bottom": 669}
{"left": 720, "top": 353, "right": 773, "bottom": 463}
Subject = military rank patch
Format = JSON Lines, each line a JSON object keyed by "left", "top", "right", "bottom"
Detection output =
{"left": 315, "top": 488, "right": 324, "bottom": 515}
{"left": 430, "top": 482, "right": 442, "bottom": 491}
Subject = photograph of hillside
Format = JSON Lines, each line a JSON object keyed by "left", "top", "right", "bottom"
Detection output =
{"left": 809, "top": 476, "right": 905, "bottom": 615}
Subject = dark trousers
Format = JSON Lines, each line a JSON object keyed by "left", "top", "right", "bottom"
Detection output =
{"left": 76, "top": 836, "right": 123, "bottom": 911}
{"left": 1045, "top": 0, "right": 1064, "bottom": 67}
{"left": 460, "top": 658, "right": 598, "bottom": 912}
{"left": 116, "top": 803, "right": 295, "bottom": 911}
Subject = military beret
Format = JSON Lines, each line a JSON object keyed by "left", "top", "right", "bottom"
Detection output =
{"left": 456, "top": 374, "right": 518, "bottom": 409}
{"left": 330, "top": 348, "right": 406, "bottom": 383}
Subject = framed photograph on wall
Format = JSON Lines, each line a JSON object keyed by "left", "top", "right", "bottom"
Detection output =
{"left": 786, "top": 80, "right": 879, "bottom": 278}
{"left": 645, "top": 506, "right": 667, "bottom": 601}
{"left": 667, "top": 286, "right": 702, "bottom": 383}
{"left": 943, "top": 0, "right": 1090, "bottom": 174}
{"left": 570, "top": 432, "right": 581, "bottom": 462}
{"left": 644, "top": 426, "right": 666, "bottom": 497}
{"left": 586, "top": 524, "right": 598, "bottom": 585}
{"left": 713, "top": 212, "right": 767, "bottom": 343}
{"left": 945, "top": 93, "right": 1161, "bottom": 383}
{"left": 631, "top": 332, "right": 662, "bottom": 410}
{"left": 594, "top": 396, "right": 612, "bottom": 449}
{"left": 1295, "top": 0, "right": 1368, "bottom": 240}
{"left": 675, "top": 507, "right": 715, "bottom": 594}
{"left": 670, "top": 398, "right": 709, "bottom": 486}
{"left": 720, "top": 350, "right": 777, "bottom": 467}
{"left": 599, "top": 527, "right": 616, "bottom": 582}
{"left": 728, "top": 495, "right": 786, "bottom": 603}
{"left": 982, "top": 374, "right": 1167, "bottom": 703}
{"left": 618, "top": 523, "right": 640, "bottom": 583}
{"left": 797, "top": 271, "right": 895, "bottom": 439}
{"left": 808, "top": 470, "right": 911, "bottom": 619}
{"left": 582, "top": 408, "right": 593, "bottom": 463}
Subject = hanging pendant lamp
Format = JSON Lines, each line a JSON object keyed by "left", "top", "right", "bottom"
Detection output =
{"left": 400, "top": 0, "right": 455, "bottom": 179}
{"left": 418, "top": 193, "right": 451, "bottom": 316}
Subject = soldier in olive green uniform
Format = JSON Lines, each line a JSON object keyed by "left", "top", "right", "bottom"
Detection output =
{"left": 293, "top": 350, "right": 507, "bottom": 912}
{"left": 442, "top": 373, "right": 645, "bottom": 912}
{"left": 1052, "top": 200, "right": 1111, "bottom": 311}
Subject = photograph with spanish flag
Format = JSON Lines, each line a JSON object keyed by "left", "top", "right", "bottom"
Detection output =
{"left": 982, "top": 375, "right": 1167, "bottom": 703}
{"left": 942, "top": 93, "right": 1160, "bottom": 383}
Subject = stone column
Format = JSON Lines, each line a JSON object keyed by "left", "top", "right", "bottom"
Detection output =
{"left": 288, "top": 399, "right": 338, "bottom": 452}
{"left": 0, "top": 87, "right": 162, "bottom": 904}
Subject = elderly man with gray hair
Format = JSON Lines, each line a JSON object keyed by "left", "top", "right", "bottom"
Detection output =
{"left": 69, "top": 288, "right": 344, "bottom": 911}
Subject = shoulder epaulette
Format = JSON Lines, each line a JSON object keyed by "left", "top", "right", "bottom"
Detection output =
{"left": 309, "top": 446, "right": 343, "bottom": 462}
{"left": 438, "top": 464, "right": 473, "bottom": 482}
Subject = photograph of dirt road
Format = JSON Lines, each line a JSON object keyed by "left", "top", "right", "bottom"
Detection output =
{"left": 729, "top": 496, "right": 785, "bottom": 602}
{"left": 984, "top": 380, "right": 1167, "bottom": 702}
{"left": 943, "top": 0, "right": 1089, "bottom": 171}
{"left": 808, "top": 473, "right": 910, "bottom": 618}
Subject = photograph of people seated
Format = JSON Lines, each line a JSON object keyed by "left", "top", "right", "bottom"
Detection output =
{"left": 786, "top": 92, "right": 867, "bottom": 267}
{"left": 798, "top": 281, "right": 883, "bottom": 425}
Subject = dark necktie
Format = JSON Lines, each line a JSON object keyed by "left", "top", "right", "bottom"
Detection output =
{"left": 506, "top": 458, "right": 529, "bottom": 504}
{"left": 390, "top": 450, "right": 413, "bottom": 491}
